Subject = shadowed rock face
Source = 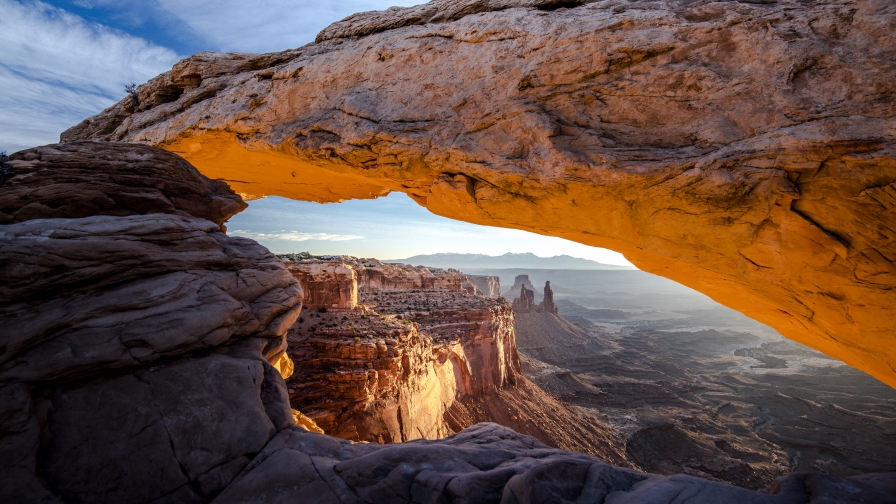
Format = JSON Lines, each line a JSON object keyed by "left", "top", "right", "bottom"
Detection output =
{"left": 0, "top": 143, "right": 303, "bottom": 502}
{"left": 0, "top": 142, "right": 245, "bottom": 229}
{"left": 2, "top": 142, "right": 895, "bottom": 502}
{"left": 60, "top": 0, "right": 896, "bottom": 388}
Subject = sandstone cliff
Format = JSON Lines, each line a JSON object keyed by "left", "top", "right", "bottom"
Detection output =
{"left": 61, "top": 0, "right": 896, "bottom": 388}
{"left": 287, "top": 306, "right": 458, "bottom": 443}
{"left": 285, "top": 259, "right": 359, "bottom": 310}
{"left": 467, "top": 274, "right": 503, "bottom": 298}
{"left": 3, "top": 142, "right": 895, "bottom": 502}
{"left": 283, "top": 255, "right": 654, "bottom": 464}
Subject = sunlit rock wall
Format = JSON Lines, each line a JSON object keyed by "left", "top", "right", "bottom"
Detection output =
{"left": 61, "top": 0, "right": 896, "bottom": 387}
{"left": 283, "top": 257, "right": 519, "bottom": 442}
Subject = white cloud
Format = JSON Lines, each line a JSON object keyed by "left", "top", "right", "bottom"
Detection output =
{"left": 231, "top": 230, "right": 364, "bottom": 242}
{"left": 154, "top": 0, "right": 422, "bottom": 53}
{"left": 0, "top": 0, "right": 179, "bottom": 153}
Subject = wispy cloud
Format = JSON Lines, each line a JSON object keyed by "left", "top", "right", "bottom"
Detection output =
{"left": 231, "top": 230, "right": 364, "bottom": 242}
{"left": 153, "top": 0, "right": 421, "bottom": 53}
{"left": 0, "top": 0, "right": 179, "bottom": 152}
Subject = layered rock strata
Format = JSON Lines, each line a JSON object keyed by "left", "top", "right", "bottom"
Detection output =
{"left": 63, "top": 0, "right": 896, "bottom": 388}
{"left": 286, "top": 259, "right": 359, "bottom": 310}
{"left": 4, "top": 142, "right": 896, "bottom": 502}
{"left": 0, "top": 143, "right": 303, "bottom": 503}
{"left": 282, "top": 255, "right": 636, "bottom": 464}
{"left": 0, "top": 142, "right": 244, "bottom": 229}
{"left": 287, "top": 306, "right": 456, "bottom": 442}
{"left": 282, "top": 256, "right": 520, "bottom": 441}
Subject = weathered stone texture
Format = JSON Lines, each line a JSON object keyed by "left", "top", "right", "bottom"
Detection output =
{"left": 0, "top": 214, "right": 301, "bottom": 383}
{"left": 2, "top": 140, "right": 894, "bottom": 502}
{"left": 0, "top": 143, "right": 303, "bottom": 503}
{"left": 210, "top": 423, "right": 896, "bottom": 504}
{"left": 283, "top": 257, "right": 521, "bottom": 443}
{"left": 61, "top": 0, "right": 896, "bottom": 387}
{"left": 0, "top": 141, "right": 244, "bottom": 228}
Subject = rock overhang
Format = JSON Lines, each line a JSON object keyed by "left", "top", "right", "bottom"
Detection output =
{"left": 60, "top": 0, "right": 896, "bottom": 387}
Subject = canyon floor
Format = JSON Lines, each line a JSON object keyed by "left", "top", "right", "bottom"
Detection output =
{"left": 467, "top": 268, "right": 896, "bottom": 490}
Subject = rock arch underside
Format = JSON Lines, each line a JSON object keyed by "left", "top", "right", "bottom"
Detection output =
{"left": 0, "top": 0, "right": 889, "bottom": 501}
{"left": 66, "top": 0, "right": 896, "bottom": 389}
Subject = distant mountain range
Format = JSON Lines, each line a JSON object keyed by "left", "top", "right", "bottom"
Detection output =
{"left": 386, "top": 252, "right": 635, "bottom": 270}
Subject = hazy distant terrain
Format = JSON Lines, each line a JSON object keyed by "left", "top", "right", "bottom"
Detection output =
{"left": 389, "top": 252, "right": 635, "bottom": 270}
{"left": 460, "top": 267, "right": 896, "bottom": 489}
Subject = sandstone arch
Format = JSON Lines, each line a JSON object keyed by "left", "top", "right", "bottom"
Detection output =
{"left": 63, "top": 0, "right": 896, "bottom": 387}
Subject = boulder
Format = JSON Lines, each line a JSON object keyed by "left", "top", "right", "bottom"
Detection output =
{"left": 0, "top": 143, "right": 302, "bottom": 502}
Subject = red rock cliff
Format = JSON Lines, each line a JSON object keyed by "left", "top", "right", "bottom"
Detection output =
{"left": 283, "top": 256, "right": 517, "bottom": 443}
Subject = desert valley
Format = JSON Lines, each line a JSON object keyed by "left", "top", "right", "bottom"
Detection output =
{"left": 2, "top": 0, "right": 896, "bottom": 502}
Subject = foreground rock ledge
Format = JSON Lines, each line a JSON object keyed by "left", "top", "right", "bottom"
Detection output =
{"left": 63, "top": 0, "right": 896, "bottom": 388}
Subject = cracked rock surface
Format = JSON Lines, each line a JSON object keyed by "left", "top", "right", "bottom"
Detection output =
{"left": 62, "top": 0, "right": 896, "bottom": 388}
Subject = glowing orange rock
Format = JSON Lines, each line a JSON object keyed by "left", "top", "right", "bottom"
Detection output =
{"left": 63, "top": 0, "right": 896, "bottom": 387}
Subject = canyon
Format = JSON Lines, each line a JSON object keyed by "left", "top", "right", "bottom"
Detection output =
{"left": 2, "top": 0, "right": 895, "bottom": 501}
{"left": 3, "top": 142, "right": 895, "bottom": 501}
{"left": 61, "top": 0, "right": 896, "bottom": 390}
{"left": 280, "top": 254, "right": 627, "bottom": 462}
{"left": 499, "top": 268, "right": 896, "bottom": 490}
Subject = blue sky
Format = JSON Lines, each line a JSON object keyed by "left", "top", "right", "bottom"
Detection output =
{"left": 228, "top": 194, "right": 634, "bottom": 264}
{"left": 0, "top": 0, "right": 634, "bottom": 266}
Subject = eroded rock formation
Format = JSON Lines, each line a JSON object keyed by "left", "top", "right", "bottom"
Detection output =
{"left": 467, "top": 274, "right": 503, "bottom": 298}
{"left": 285, "top": 259, "right": 359, "bottom": 310}
{"left": 62, "top": 0, "right": 896, "bottom": 388}
{"left": 512, "top": 275, "right": 561, "bottom": 314}
{"left": 0, "top": 142, "right": 245, "bottom": 229}
{"left": 4, "top": 142, "right": 896, "bottom": 502}
{"left": 0, "top": 142, "right": 303, "bottom": 502}
{"left": 540, "top": 281, "right": 559, "bottom": 314}
{"left": 288, "top": 306, "right": 457, "bottom": 443}
{"left": 513, "top": 284, "right": 537, "bottom": 313}
{"left": 507, "top": 274, "right": 540, "bottom": 302}
{"left": 283, "top": 256, "right": 646, "bottom": 462}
